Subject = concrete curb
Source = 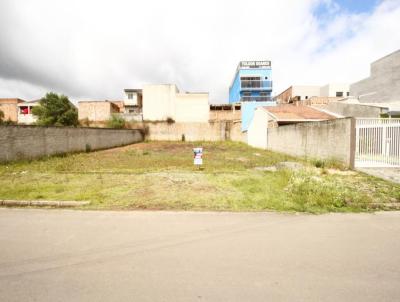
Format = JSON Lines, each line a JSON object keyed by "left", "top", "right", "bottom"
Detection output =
{"left": 0, "top": 200, "right": 90, "bottom": 207}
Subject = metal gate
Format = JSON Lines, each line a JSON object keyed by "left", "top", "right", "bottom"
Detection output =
{"left": 355, "top": 118, "right": 400, "bottom": 167}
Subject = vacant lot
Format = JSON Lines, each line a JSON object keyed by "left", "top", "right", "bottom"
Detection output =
{"left": 0, "top": 141, "right": 399, "bottom": 213}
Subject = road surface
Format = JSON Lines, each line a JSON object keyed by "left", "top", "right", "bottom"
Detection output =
{"left": 0, "top": 208, "right": 400, "bottom": 301}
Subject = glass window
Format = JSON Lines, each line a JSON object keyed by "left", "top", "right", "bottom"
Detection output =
{"left": 336, "top": 92, "right": 343, "bottom": 97}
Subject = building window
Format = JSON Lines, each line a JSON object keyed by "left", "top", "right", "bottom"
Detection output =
{"left": 127, "top": 93, "right": 134, "bottom": 99}
{"left": 347, "top": 92, "right": 350, "bottom": 96}
{"left": 265, "top": 77, "right": 268, "bottom": 80}
{"left": 336, "top": 91, "right": 343, "bottom": 97}
{"left": 243, "top": 92, "right": 251, "bottom": 97}
{"left": 305, "top": 96, "right": 308, "bottom": 99}
{"left": 260, "top": 92, "right": 268, "bottom": 96}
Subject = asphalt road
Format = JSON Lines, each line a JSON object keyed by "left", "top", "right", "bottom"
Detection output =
{"left": 1, "top": 209, "right": 400, "bottom": 302}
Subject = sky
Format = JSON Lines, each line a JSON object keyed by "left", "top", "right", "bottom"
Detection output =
{"left": 0, "top": 0, "right": 399, "bottom": 104}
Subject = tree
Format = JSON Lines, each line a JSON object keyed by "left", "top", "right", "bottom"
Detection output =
{"left": 32, "top": 92, "right": 78, "bottom": 126}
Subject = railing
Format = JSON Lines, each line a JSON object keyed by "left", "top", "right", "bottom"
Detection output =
{"left": 241, "top": 80, "right": 272, "bottom": 90}
{"left": 355, "top": 118, "right": 400, "bottom": 167}
{"left": 240, "top": 96, "right": 273, "bottom": 102}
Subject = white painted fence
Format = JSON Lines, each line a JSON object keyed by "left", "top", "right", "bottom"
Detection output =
{"left": 355, "top": 118, "right": 400, "bottom": 167}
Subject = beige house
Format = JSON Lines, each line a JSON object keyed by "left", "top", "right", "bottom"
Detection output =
{"left": 275, "top": 84, "right": 350, "bottom": 104}
{"left": 17, "top": 101, "right": 39, "bottom": 124}
{"left": 78, "top": 101, "right": 121, "bottom": 122}
{"left": 142, "top": 84, "right": 209, "bottom": 123}
{"left": 0, "top": 98, "right": 25, "bottom": 122}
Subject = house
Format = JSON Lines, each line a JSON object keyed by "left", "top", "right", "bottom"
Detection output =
{"left": 229, "top": 61, "right": 273, "bottom": 103}
{"left": 142, "top": 84, "right": 209, "bottom": 123}
{"left": 0, "top": 98, "right": 25, "bottom": 122}
{"left": 78, "top": 100, "right": 122, "bottom": 122}
{"left": 247, "top": 104, "right": 337, "bottom": 149}
{"left": 78, "top": 84, "right": 210, "bottom": 124}
{"left": 275, "top": 84, "right": 350, "bottom": 104}
{"left": 17, "top": 100, "right": 39, "bottom": 124}
{"left": 228, "top": 61, "right": 276, "bottom": 131}
{"left": 350, "top": 49, "right": 400, "bottom": 103}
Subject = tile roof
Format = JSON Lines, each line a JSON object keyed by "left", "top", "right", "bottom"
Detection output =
{"left": 264, "top": 104, "right": 336, "bottom": 121}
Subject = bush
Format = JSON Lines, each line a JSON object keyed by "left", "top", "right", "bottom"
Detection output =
{"left": 32, "top": 92, "right": 78, "bottom": 126}
{"left": 0, "top": 109, "right": 4, "bottom": 123}
{"left": 166, "top": 117, "right": 175, "bottom": 124}
{"left": 106, "top": 114, "right": 126, "bottom": 129}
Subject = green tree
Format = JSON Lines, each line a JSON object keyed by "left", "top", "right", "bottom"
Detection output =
{"left": 32, "top": 92, "right": 78, "bottom": 126}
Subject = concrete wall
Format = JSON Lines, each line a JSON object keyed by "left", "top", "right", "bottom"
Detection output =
{"left": 145, "top": 121, "right": 245, "bottom": 142}
{"left": 0, "top": 126, "right": 144, "bottom": 162}
{"left": 267, "top": 118, "right": 355, "bottom": 168}
{"left": 143, "top": 84, "right": 177, "bottom": 121}
{"left": 292, "top": 86, "right": 321, "bottom": 100}
{"left": 142, "top": 84, "right": 209, "bottom": 123}
{"left": 175, "top": 93, "right": 209, "bottom": 123}
{"left": 320, "top": 83, "right": 350, "bottom": 97}
{"left": 350, "top": 50, "right": 400, "bottom": 103}
{"left": 315, "top": 102, "right": 386, "bottom": 118}
{"left": 247, "top": 107, "right": 269, "bottom": 149}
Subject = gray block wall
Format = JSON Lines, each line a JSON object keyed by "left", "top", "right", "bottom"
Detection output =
{"left": 0, "top": 126, "right": 144, "bottom": 162}
{"left": 267, "top": 118, "right": 355, "bottom": 168}
{"left": 315, "top": 102, "right": 386, "bottom": 117}
{"left": 350, "top": 50, "right": 400, "bottom": 103}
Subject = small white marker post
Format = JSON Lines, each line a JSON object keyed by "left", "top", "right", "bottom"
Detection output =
{"left": 193, "top": 147, "right": 203, "bottom": 170}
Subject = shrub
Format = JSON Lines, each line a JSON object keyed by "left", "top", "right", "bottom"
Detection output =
{"left": 106, "top": 114, "right": 126, "bottom": 129}
{"left": 32, "top": 92, "right": 78, "bottom": 126}
{"left": 0, "top": 109, "right": 4, "bottom": 124}
{"left": 166, "top": 117, "right": 175, "bottom": 124}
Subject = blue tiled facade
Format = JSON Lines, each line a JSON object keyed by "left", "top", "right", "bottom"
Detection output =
{"left": 228, "top": 61, "right": 276, "bottom": 131}
{"left": 229, "top": 61, "right": 273, "bottom": 104}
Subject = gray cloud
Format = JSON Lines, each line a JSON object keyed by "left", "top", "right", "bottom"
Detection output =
{"left": 0, "top": 0, "right": 399, "bottom": 103}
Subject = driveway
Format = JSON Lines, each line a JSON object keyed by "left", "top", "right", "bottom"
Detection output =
{"left": 1, "top": 209, "right": 400, "bottom": 301}
{"left": 358, "top": 167, "right": 400, "bottom": 184}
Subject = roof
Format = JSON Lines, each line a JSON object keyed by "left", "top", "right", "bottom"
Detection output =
{"left": 0, "top": 98, "right": 26, "bottom": 104}
{"left": 264, "top": 104, "right": 336, "bottom": 121}
{"left": 124, "top": 89, "right": 142, "bottom": 94}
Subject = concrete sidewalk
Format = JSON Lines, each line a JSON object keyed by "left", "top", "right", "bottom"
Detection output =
{"left": 358, "top": 167, "right": 400, "bottom": 184}
{"left": 1, "top": 209, "right": 400, "bottom": 301}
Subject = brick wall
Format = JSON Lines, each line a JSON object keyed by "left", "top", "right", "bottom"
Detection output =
{"left": 0, "top": 125, "right": 144, "bottom": 162}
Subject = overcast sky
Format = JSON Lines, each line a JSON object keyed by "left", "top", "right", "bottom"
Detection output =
{"left": 0, "top": 0, "right": 399, "bottom": 103}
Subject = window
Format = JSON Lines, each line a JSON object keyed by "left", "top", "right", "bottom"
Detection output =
{"left": 260, "top": 92, "right": 268, "bottom": 96}
{"left": 305, "top": 96, "right": 308, "bottom": 99}
{"left": 127, "top": 93, "right": 134, "bottom": 99}
{"left": 240, "top": 76, "right": 260, "bottom": 81}
{"left": 347, "top": 92, "right": 350, "bottom": 96}
{"left": 265, "top": 76, "right": 268, "bottom": 80}
{"left": 336, "top": 91, "right": 343, "bottom": 97}
{"left": 243, "top": 92, "right": 251, "bottom": 97}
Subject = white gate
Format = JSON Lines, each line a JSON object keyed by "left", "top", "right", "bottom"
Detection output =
{"left": 355, "top": 118, "right": 400, "bottom": 167}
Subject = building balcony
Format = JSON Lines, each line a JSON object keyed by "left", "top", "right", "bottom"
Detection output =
{"left": 240, "top": 96, "right": 273, "bottom": 102}
{"left": 240, "top": 80, "right": 272, "bottom": 90}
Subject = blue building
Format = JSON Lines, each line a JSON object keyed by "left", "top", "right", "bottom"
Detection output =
{"left": 229, "top": 61, "right": 276, "bottom": 131}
